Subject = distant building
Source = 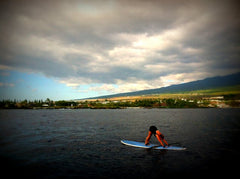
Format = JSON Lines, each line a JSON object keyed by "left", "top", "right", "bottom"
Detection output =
{"left": 203, "top": 96, "right": 224, "bottom": 100}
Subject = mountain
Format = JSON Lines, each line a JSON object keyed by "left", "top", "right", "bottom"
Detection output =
{"left": 85, "top": 72, "right": 240, "bottom": 99}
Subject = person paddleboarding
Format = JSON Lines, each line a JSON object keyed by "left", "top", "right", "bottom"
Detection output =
{"left": 145, "top": 126, "right": 169, "bottom": 147}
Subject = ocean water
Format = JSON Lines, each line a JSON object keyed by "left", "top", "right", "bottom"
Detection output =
{"left": 0, "top": 108, "right": 239, "bottom": 178}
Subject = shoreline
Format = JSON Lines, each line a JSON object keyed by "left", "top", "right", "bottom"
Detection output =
{"left": 1, "top": 106, "right": 239, "bottom": 110}
{"left": 1, "top": 95, "right": 240, "bottom": 109}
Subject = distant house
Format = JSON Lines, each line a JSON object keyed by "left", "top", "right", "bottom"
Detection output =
{"left": 101, "top": 101, "right": 109, "bottom": 104}
{"left": 42, "top": 104, "right": 49, "bottom": 107}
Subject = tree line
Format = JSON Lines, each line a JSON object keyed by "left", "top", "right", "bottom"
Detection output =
{"left": 0, "top": 98, "right": 202, "bottom": 109}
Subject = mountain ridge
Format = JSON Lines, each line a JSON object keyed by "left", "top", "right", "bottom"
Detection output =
{"left": 82, "top": 72, "right": 240, "bottom": 100}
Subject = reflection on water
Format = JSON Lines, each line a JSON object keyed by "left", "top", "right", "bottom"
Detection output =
{"left": 0, "top": 108, "right": 240, "bottom": 178}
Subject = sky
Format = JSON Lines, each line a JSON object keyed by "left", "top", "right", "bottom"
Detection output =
{"left": 0, "top": 0, "right": 240, "bottom": 101}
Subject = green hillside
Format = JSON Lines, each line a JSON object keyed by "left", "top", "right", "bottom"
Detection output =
{"left": 168, "top": 85, "right": 240, "bottom": 97}
{"left": 84, "top": 72, "right": 240, "bottom": 100}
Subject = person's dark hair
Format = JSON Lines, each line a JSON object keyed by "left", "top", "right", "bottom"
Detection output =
{"left": 149, "top": 126, "right": 157, "bottom": 135}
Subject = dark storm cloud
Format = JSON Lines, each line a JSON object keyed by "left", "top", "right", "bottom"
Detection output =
{"left": 0, "top": 0, "right": 240, "bottom": 92}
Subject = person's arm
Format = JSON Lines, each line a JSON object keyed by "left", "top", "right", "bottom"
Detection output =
{"left": 156, "top": 130, "right": 164, "bottom": 147}
{"left": 145, "top": 131, "right": 152, "bottom": 145}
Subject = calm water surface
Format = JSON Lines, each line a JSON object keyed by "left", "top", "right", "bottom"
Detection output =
{"left": 0, "top": 109, "right": 239, "bottom": 178}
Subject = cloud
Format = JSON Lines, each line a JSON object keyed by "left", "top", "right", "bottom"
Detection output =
{"left": 0, "top": 82, "right": 15, "bottom": 87}
{"left": 0, "top": 0, "right": 240, "bottom": 96}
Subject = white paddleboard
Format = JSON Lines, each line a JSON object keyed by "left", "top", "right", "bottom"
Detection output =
{"left": 121, "top": 140, "right": 186, "bottom": 150}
